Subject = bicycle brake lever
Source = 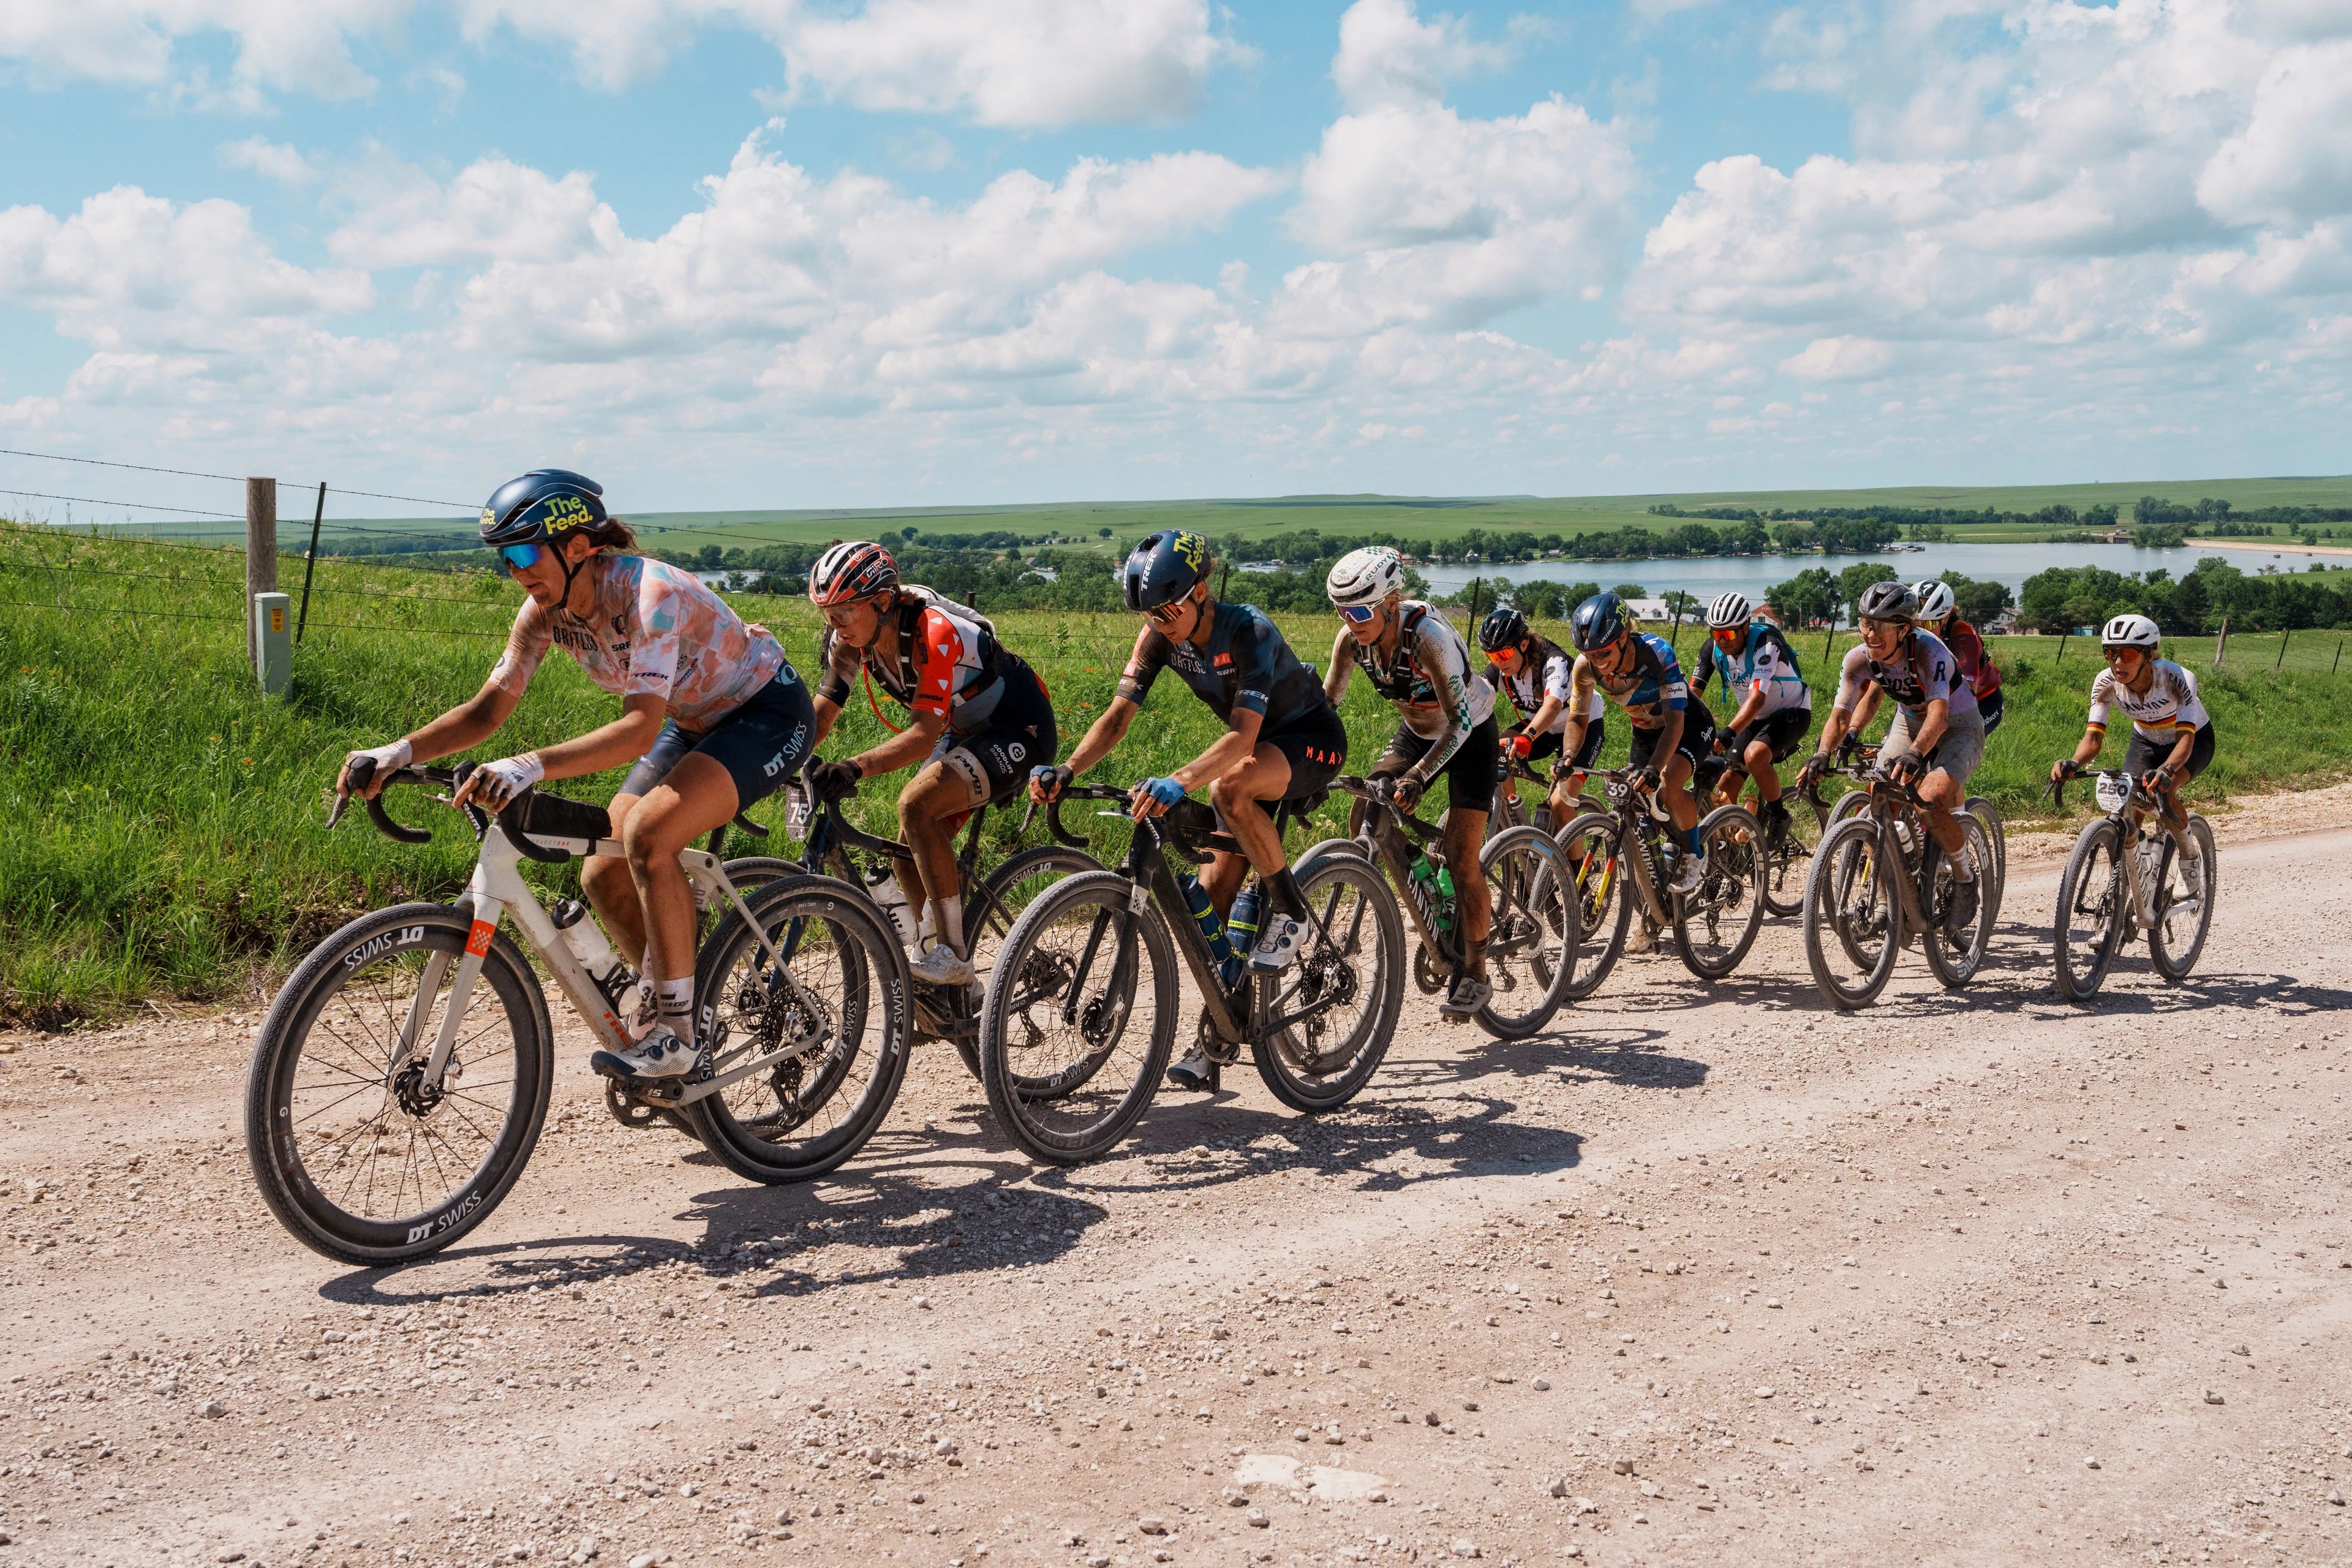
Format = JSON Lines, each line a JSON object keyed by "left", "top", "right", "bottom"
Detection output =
{"left": 326, "top": 790, "right": 351, "bottom": 830}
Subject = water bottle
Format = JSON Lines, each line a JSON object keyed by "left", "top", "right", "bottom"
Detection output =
{"left": 551, "top": 899, "right": 624, "bottom": 987}
{"left": 867, "top": 865, "right": 919, "bottom": 948}
{"left": 1177, "top": 871, "right": 1234, "bottom": 968}
{"left": 1223, "top": 886, "right": 1261, "bottom": 987}
{"left": 1433, "top": 863, "right": 1457, "bottom": 933}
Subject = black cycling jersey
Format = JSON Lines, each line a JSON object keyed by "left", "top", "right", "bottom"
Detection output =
{"left": 1118, "top": 601, "right": 1330, "bottom": 733}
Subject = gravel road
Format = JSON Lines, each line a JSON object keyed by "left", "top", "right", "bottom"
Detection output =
{"left": 7, "top": 785, "right": 2352, "bottom": 1568}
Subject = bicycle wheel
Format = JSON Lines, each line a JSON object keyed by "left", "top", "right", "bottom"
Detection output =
{"left": 1963, "top": 795, "right": 2007, "bottom": 922}
{"left": 1555, "top": 812, "right": 1632, "bottom": 1001}
{"left": 1472, "top": 826, "right": 1578, "bottom": 1038}
{"left": 1759, "top": 798, "right": 1820, "bottom": 918}
{"left": 688, "top": 876, "right": 911, "bottom": 1185}
{"left": 1921, "top": 813, "right": 1997, "bottom": 989}
{"left": 1678, "top": 805, "right": 1767, "bottom": 980}
{"left": 2149, "top": 815, "right": 2217, "bottom": 984}
{"left": 1252, "top": 850, "right": 1406, "bottom": 1109}
{"left": 959, "top": 844, "right": 1106, "bottom": 1082}
{"left": 1826, "top": 788, "right": 1869, "bottom": 830}
{"left": 1803, "top": 818, "right": 1901, "bottom": 1009}
{"left": 245, "top": 903, "right": 552, "bottom": 1266}
{"left": 979, "top": 872, "right": 1177, "bottom": 1164}
{"left": 2052, "top": 819, "right": 2125, "bottom": 1005}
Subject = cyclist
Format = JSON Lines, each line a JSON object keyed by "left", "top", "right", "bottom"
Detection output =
{"left": 338, "top": 469, "right": 813, "bottom": 1082}
{"left": 1324, "top": 547, "right": 1499, "bottom": 1017}
{"left": 1694, "top": 591, "right": 1811, "bottom": 845}
{"left": 802, "top": 541, "right": 1057, "bottom": 989}
{"left": 1800, "top": 579, "right": 1984, "bottom": 930}
{"left": 1032, "top": 530, "right": 1348, "bottom": 1089}
{"left": 1477, "top": 603, "right": 1604, "bottom": 830}
{"left": 1561, "top": 590, "right": 1717, "bottom": 901}
{"left": 1913, "top": 579, "right": 2005, "bottom": 734}
{"left": 2050, "top": 612, "right": 2215, "bottom": 875}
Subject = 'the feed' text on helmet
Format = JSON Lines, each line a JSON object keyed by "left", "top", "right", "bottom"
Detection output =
{"left": 1123, "top": 530, "right": 1212, "bottom": 612}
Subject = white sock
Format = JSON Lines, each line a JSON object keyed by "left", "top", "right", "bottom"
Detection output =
{"left": 935, "top": 895, "right": 965, "bottom": 956}
{"left": 656, "top": 976, "right": 695, "bottom": 1046}
{"left": 1955, "top": 846, "right": 1977, "bottom": 881}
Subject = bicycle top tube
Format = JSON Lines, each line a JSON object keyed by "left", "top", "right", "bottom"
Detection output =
{"left": 1332, "top": 775, "right": 1440, "bottom": 848}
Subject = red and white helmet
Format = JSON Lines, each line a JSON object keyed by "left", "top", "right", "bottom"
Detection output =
{"left": 809, "top": 541, "right": 899, "bottom": 607}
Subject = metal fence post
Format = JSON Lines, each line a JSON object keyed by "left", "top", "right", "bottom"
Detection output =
{"left": 2334, "top": 638, "right": 2343, "bottom": 676}
{"left": 296, "top": 481, "right": 326, "bottom": 645}
{"left": 246, "top": 477, "right": 277, "bottom": 676}
{"left": 2275, "top": 630, "right": 2290, "bottom": 671}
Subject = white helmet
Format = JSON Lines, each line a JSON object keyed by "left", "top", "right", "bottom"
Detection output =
{"left": 1327, "top": 546, "right": 1404, "bottom": 609}
{"left": 1912, "top": 579, "right": 1955, "bottom": 624}
{"left": 1706, "top": 591, "right": 1751, "bottom": 630}
{"left": 2100, "top": 612, "right": 2160, "bottom": 650}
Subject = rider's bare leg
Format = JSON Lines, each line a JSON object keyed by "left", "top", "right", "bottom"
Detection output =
{"left": 619, "top": 756, "right": 741, "bottom": 1039}
{"left": 1743, "top": 738, "right": 1783, "bottom": 804}
{"left": 899, "top": 760, "right": 977, "bottom": 953}
{"left": 1915, "top": 769, "right": 1969, "bottom": 862}
{"left": 1207, "top": 744, "right": 1294, "bottom": 920}
{"left": 1662, "top": 753, "right": 1701, "bottom": 837}
{"left": 1444, "top": 807, "right": 1492, "bottom": 954}
{"left": 583, "top": 791, "right": 649, "bottom": 967}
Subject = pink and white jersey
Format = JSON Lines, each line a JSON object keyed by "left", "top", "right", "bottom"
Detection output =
{"left": 489, "top": 554, "right": 787, "bottom": 731}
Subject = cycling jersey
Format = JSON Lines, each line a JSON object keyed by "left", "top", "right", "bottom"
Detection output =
{"left": 1942, "top": 618, "right": 2003, "bottom": 698}
{"left": 1698, "top": 622, "right": 1811, "bottom": 720}
{"left": 490, "top": 553, "right": 788, "bottom": 731}
{"left": 816, "top": 586, "right": 1033, "bottom": 733}
{"left": 1834, "top": 629, "right": 1978, "bottom": 720}
{"left": 1570, "top": 632, "right": 1690, "bottom": 729}
{"left": 1118, "top": 601, "right": 1329, "bottom": 734}
{"left": 1487, "top": 636, "right": 1595, "bottom": 737}
{"left": 1327, "top": 603, "right": 1495, "bottom": 783}
{"left": 2089, "top": 658, "right": 2210, "bottom": 740}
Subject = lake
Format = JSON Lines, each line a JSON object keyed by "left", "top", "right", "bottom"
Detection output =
{"left": 1411, "top": 540, "right": 2343, "bottom": 605}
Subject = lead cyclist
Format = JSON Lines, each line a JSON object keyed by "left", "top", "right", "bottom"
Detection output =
{"left": 337, "top": 469, "right": 815, "bottom": 1084}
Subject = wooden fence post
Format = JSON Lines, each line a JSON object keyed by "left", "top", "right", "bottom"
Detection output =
{"left": 2055, "top": 628, "right": 2067, "bottom": 663}
{"left": 2214, "top": 617, "right": 2229, "bottom": 666}
{"left": 245, "top": 477, "right": 277, "bottom": 674}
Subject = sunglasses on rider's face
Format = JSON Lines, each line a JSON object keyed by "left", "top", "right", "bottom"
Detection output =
{"left": 492, "top": 543, "right": 544, "bottom": 577}
{"left": 1861, "top": 617, "right": 1904, "bottom": 635}
{"left": 1146, "top": 597, "right": 1194, "bottom": 627}
{"left": 1336, "top": 604, "right": 1379, "bottom": 625}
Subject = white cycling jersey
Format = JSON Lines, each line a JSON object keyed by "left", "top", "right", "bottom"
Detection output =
{"left": 2089, "top": 658, "right": 2210, "bottom": 740}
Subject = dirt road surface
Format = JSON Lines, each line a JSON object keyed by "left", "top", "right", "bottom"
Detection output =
{"left": 7, "top": 786, "right": 2352, "bottom": 1568}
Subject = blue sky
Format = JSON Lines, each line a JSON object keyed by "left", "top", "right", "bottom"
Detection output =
{"left": 1, "top": 0, "right": 2348, "bottom": 517}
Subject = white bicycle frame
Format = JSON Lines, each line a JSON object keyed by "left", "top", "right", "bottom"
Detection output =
{"left": 389, "top": 820, "right": 818, "bottom": 1110}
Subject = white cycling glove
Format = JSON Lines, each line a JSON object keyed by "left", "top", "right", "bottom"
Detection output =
{"left": 345, "top": 739, "right": 412, "bottom": 789}
{"left": 470, "top": 753, "right": 545, "bottom": 810}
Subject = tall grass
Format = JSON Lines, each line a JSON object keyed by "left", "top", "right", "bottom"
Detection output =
{"left": 5, "top": 522, "right": 2347, "bottom": 1025}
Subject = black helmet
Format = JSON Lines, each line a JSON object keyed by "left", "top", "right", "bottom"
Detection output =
{"left": 1856, "top": 579, "right": 1918, "bottom": 624}
{"left": 480, "top": 469, "right": 606, "bottom": 548}
{"left": 1478, "top": 605, "right": 1528, "bottom": 653}
{"left": 1570, "top": 592, "right": 1629, "bottom": 652}
{"left": 1123, "top": 530, "right": 1212, "bottom": 612}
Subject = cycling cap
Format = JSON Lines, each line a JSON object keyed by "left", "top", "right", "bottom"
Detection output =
{"left": 1912, "top": 579, "right": 1956, "bottom": 624}
{"left": 809, "top": 541, "right": 900, "bottom": 608}
{"left": 1856, "top": 579, "right": 1918, "bottom": 623}
{"left": 2100, "top": 612, "right": 2161, "bottom": 650}
{"left": 1477, "top": 605, "right": 1528, "bottom": 653}
{"left": 480, "top": 469, "right": 606, "bottom": 548}
{"left": 1123, "top": 530, "right": 1212, "bottom": 612}
{"left": 1326, "top": 546, "right": 1404, "bottom": 609}
{"left": 1706, "top": 591, "right": 1751, "bottom": 630}
{"left": 1570, "top": 592, "right": 1629, "bottom": 652}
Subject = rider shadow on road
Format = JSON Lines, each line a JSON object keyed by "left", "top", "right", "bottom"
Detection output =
{"left": 1376, "top": 1022, "right": 1709, "bottom": 1095}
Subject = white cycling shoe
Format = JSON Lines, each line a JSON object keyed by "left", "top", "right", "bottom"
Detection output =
{"left": 589, "top": 1027, "right": 704, "bottom": 1082}
{"left": 1247, "top": 913, "right": 1305, "bottom": 973}
{"left": 910, "top": 944, "right": 976, "bottom": 986}
{"left": 1667, "top": 853, "right": 1709, "bottom": 897}
{"left": 1166, "top": 1048, "right": 1215, "bottom": 1091}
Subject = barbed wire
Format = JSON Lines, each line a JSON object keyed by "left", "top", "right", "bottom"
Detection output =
{"left": 0, "top": 486, "right": 251, "bottom": 521}
{"left": 0, "top": 595, "right": 512, "bottom": 639}
{"left": 0, "top": 446, "right": 249, "bottom": 484}
{"left": 0, "top": 554, "right": 512, "bottom": 608}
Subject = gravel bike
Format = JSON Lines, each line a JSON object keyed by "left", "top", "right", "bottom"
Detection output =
{"left": 246, "top": 759, "right": 909, "bottom": 1265}
{"left": 1708, "top": 744, "right": 1826, "bottom": 919}
{"left": 978, "top": 785, "right": 1403, "bottom": 1164}
{"left": 2045, "top": 767, "right": 2217, "bottom": 1003}
{"left": 1551, "top": 764, "right": 1768, "bottom": 992}
{"left": 1800, "top": 765, "right": 2000, "bottom": 1008}
{"left": 784, "top": 771, "right": 1101, "bottom": 1080}
{"left": 1822, "top": 737, "right": 2007, "bottom": 910}
{"left": 1315, "top": 774, "right": 1580, "bottom": 1038}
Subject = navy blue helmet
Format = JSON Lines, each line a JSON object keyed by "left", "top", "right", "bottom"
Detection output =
{"left": 480, "top": 469, "right": 606, "bottom": 548}
{"left": 1123, "top": 530, "right": 1212, "bottom": 612}
{"left": 1569, "top": 591, "right": 1630, "bottom": 652}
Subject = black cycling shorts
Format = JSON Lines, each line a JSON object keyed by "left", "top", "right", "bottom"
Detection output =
{"left": 619, "top": 673, "right": 815, "bottom": 811}
{"left": 929, "top": 662, "right": 1058, "bottom": 808}
{"left": 1512, "top": 720, "right": 1605, "bottom": 774}
{"left": 1977, "top": 686, "right": 2005, "bottom": 737}
{"left": 1730, "top": 706, "right": 1812, "bottom": 766}
{"left": 2124, "top": 721, "right": 2215, "bottom": 784}
{"left": 1626, "top": 700, "right": 1716, "bottom": 775}
{"left": 1257, "top": 703, "right": 1349, "bottom": 802}
{"left": 1373, "top": 714, "right": 1502, "bottom": 817}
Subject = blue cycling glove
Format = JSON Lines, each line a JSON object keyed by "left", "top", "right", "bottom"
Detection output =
{"left": 1139, "top": 777, "right": 1187, "bottom": 808}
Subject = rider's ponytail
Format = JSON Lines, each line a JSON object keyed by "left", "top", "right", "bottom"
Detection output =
{"left": 582, "top": 515, "right": 639, "bottom": 553}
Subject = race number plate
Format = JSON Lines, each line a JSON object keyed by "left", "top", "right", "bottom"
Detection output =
{"left": 2095, "top": 772, "right": 2133, "bottom": 813}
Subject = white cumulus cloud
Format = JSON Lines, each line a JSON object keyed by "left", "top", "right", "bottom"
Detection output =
{"left": 1330, "top": 0, "right": 1509, "bottom": 110}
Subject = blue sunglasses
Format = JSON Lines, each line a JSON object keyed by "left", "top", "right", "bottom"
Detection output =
{"left": 1336, "top": 603, "right": 1379, "bottom": 624}
{"left": 492, "top": 543, "right": 544, "bottom": 577}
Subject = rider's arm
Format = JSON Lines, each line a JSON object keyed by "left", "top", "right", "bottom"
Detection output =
{"left": 1815, "top": 644, "right": 1871, "bottom": 757}
{"left": 531, "top": 693, "right": 669, "bottom": 782}
{"left": 1561, "top": 656, "right": 1596, "bottom": 761}
{"left": 1522, "top": 688, "right": 1566, "bottom": 734}
{"left": 1910, "top": 695, "right": 1950, "bottom": 758}
{"left": 807, "top": 629, "right": 861, "bottom": 749}
{"left": 2059, "top": 722, "right": 2106, "bottom": 777}
{"left": 1174, "top": 706, "right": 1266, "bottom": 793}
{"left": 850, "top": 709, "right": 948, "bottom": 780}
{"left": 1401, "top": 616, "right": 1476, "bottom": 788}
{"left": 1324, "top": 626, "right": 1354, "bottom": 707}
{"left": 1726, "top": 679, "right": 1769, "bottom": 735}
{"left": 362, "top": 676, "right": 526, "bottom": 786}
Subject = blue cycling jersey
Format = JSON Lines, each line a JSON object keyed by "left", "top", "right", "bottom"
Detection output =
{"left": 1117, "top": 602, "right": 1331, "bottom": 733}
{"left": 1571, "top": 632, "right": 1690, "bottom": 729}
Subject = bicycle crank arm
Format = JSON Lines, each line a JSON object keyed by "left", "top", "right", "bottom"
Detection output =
{"left": 633, "top": 1031, "right": 837, "bottom": 1108}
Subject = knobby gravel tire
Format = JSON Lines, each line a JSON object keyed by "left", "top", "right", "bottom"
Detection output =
{"left": 1677, "top": 805, "right": 1768, "bottom": 981}
{"left": 1475, "top": 826, "right": 1578, "bottom": 1039}
{"left": 1921, "top": 813, "right": 1997, "bottom": 990}
{"left": 1253, "top": 849, "right": 1406, "bottom": 1109}
{"left": 2052, "top": 819, "right": 2127, "bottom": 1005}
{"left": 2149, "top": 815, "right": 2218, "bottom": 985}
{"left": 1803, "top": 817, "right": 1902, "bottom": 1010}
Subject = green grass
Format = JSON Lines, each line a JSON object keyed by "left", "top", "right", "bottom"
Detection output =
{"left": 6, "top": 521, "right": 2349, "bottom": 1025}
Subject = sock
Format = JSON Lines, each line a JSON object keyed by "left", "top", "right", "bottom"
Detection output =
{"left": 1466, "top": 937, "right": 1488, "bottom": 979}
{"left": 1681, "top": 826, "right": 1704, "bottom": 857}
{"left": 935, "top": 895, "right": 965, "bottom": 956}
{"left": 1268, "top": 867, "right": 1309, "bottom": 921}
{"left": 1955, "top": 846, "right": 1977, "bottom": 881}
{"left": 656, "top": 976, "right": 695, "bottom": 1046}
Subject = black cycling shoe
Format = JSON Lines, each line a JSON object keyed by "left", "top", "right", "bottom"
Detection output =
{"left": 1944, "top": 875, "right": 1980, "bottom": 937}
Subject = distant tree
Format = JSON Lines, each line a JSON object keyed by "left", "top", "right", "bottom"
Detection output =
{"left": 1609, "top": 582, "right": 1648, "bottom": 600}
{"left": 1766, "top": 567, "right": 1838, "bottom": 627}
{"left": 1836, "top": 562, "right": 1899, "bottom": 619}
{"left": 1661, "top": 589, "right": 1702, "bottom": 620}
{"left": 1098, "top": 527, "right": 1113, "bottom": 537}
{"left": 1936, "top": 570, "right": 2012, "bottom": 624}
{"left": 1510, "top": 579, "right": 1572, "bottom": 619}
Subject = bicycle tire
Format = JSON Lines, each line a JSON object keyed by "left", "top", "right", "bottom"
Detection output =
{"left": 1758, "top": 797, "right": 1820, "bottom": 919}
{"left": 687, "top": 876, "right": 911, "bottom": 1185}
{"left": 962, "top": 843, "right": 1108, "bottom": 1083}
{"left": 1297, "top": 835, "right": 1373, "bottom": 866}
{"left": 2053, "top": 818, "right": 2125, "bottom": 1005}
{"left": 1826, "top": 789, "right": 1869, "bottom": 830}
{"left": 1921, "top": 813, "right": 1996, "bottom": 990}
{"left": 2149, "top": 815, "right": 2217, "bottom": 984}
{"left": 1555, "top": 812, "right": 1632, "bottom": 1001}
{"left": 979, "top": 872, "right": 1177, "bottom": 1165}
{"left": 1472, "top": 826, "right": 1578, "bottom": 1038}
{"left": 1962, "top": 796, "right": 2007, "bottom": 924}
{"left": 1252, "top": 850, "right": 1406, "bottom": 1109}
{"left": 1678, "top": 805, "right": 1768, "bottom": 981}
{"left": 245, "top": 903, "right": 552, "bottom": 1266}
{"left": 1803, "top": 817, "right": 1901, "bottom": 1009}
